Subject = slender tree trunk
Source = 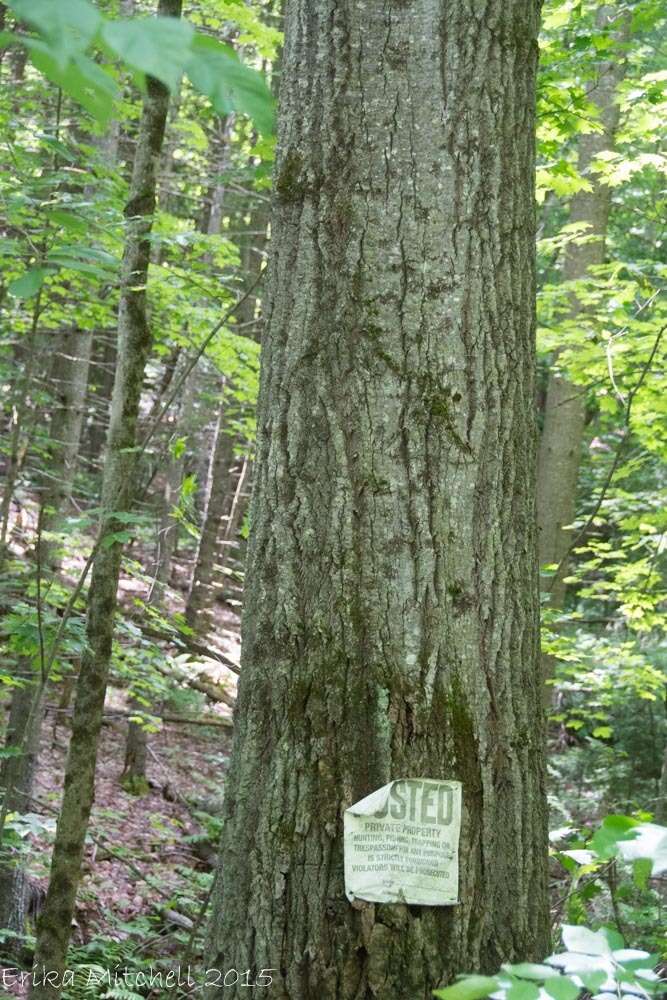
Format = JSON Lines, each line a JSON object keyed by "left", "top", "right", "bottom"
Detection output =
{"left": 30, "top": 4, "right": 180, "bottom": 993}
{"left": 537, "top": 8, "right": 628, "bottom": 611}
{"left": 121, "top": 360, "right": 194, "bottom": 791}
{"left": 216, "top": 452, "right": 251, "bottom": 582}
{"left": 657, "top": 717, "right": 667, "bottom": 825}
{"left": 185, "top": 389, "right": 234, "bottom": 633}
{"left": 0, "top": 663, "right": 44, "bottom": 955}
{"left": 150, "top": 364, "right": 196, "bottom": 594}
{"left": 120, "top": 697, "right": 149, "bottom": 794}
{"left": 0, "top": 292, "right": 44, "bottom": 552}
{"left": 235, "top": 198, "right": 269, "bottom": 334}
{"left": 154, "top": 448, "right": 184, "bottom": 588}
{"left": 200, "top": 116, "right": 234, "bottom": 237}
{"left": 657, "top": 752, "right": 667, "bottom": 824}
{"left": 39, "top": 328, "right": 93, "bottom": 569}
{"left": 182, "top": 115, "right": 237, "bottom": 633}
{"left": 82, "top": 330, "right": 116, "bottom": 469}
{"left": 234, "top": 14, "right": 280, "bottom": 337}
{"left": 205, "top": 3, "right": 547, "bottom": 998}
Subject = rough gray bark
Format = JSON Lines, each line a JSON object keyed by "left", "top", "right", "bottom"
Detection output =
{"left": 206, "top": 3, "right": 548, "bottom": 998}
{"left": 0, "top": 664, "right": 44, "bottom": 955}
{"left": 30, "top": 4, "right": 180, "bottom": 994}
{"left": 185, "top": 389, "right": 235, "bottom": 633}
{"left": 537, "top": 7, "right": 628, "bottom": 611}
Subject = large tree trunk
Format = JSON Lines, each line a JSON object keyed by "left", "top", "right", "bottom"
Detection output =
{"left": 536, "top": 7, "right": 628, "bottom": 611}
{"left": 30, "top": 4, "right": 180, "bottom": 994}
{"left": 205, "top": 3, "right": 548, "bottom": 998}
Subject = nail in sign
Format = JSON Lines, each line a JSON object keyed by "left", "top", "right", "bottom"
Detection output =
{"left": 344, "top": 779, "right": 462, "bottom": 905}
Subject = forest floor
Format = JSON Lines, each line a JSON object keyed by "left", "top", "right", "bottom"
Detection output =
{"left": 0, "top": 504, "right": 242, "bottom": 995}
{"left": 1, "top": 698, "right": 235, "bottom": 996}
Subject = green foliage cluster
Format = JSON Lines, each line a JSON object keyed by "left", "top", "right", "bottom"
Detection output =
{"left": 436, "top": 815, "right": 666, "bottom": 1000}
{"left": 0, "top": 0, "right": 274, "bottom": 131}
{"left": 536, "top": 0, "right": 666, "bottom": 815}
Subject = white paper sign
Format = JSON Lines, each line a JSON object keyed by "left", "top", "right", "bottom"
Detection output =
{"left": 344, "top": 778, "right": 461, "bottom": 905}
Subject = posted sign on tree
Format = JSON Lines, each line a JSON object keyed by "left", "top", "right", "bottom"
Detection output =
{"left": 344, "top": 779, "right": 462, "bottom": 906}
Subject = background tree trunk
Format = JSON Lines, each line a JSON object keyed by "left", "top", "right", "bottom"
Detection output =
{"left": 39, "top": 328, "right": 93, "bottom": 569}
{"left": 205, "top": 3, "right": 548, "bottom": 998}
{"left": 185, "top": 388, "right": 234, "bottom": 633}
{"left": 0, "top": 664, "right": 44, "bottom": 956}
{"left": 82, "top": 329, "right": 116, "bottom": 470}
{"left": 30, "top": 3, "right": 180, "bottom": 993}
{"left": 537, "top": 7, "right": 628, "bottom": 610}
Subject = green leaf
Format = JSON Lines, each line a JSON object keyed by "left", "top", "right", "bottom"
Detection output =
{"left": 504, "top": 965, "right": 556, "bottom": 982}
{"left": 616, "top": 823, "right": 667, "bottom": 875}
{"left": 543, "top": 6, "right": 572, "bottom": 30}
{"left": 0, "top": 238, "right": 22, "bottom": 257}
{"left": 543, "top": 976, "right": 580, "bottom": 1000}
{"left": 632, "top": 856, "right": 652, "bottom": 889}
{"left": 108, "top": 511, "right": 148, "bottom": 525}
{"left": 102, "top": 16, "right": 194, "bottom": 92}
{"left": 8, "top": 0, "right": 101, "bottom": 63}
{"left": 8, "top": 267, "right": 47, "bottom": 298}
{"left": 577, "top": 971, "right": 607, "bottom": 992}
{"left": 589, "top": 815, "right": 639, "bottom": 860}
{"left": 39, "top": 137, "right": 78, "bottom": 163}
{"left": 434, "top": 976, "right": 500, "bottom": 1000}
{"left": 185, "top": 34, "right": 274, "bottom": 135}
{"left": 561, "top": 925, "right": 611, "bottom": 956}
{"left": 170, "top": 436, "right": 187, "bottom": 460}
{"left": 46, "top": 243, "right": 118, "bottom": 278}
{"left": 612, "top": 948, "right": 656, "bottom": 972}
{"left": 26, "top": 40, "right": 118, "bottom": 122}
{"left": 599, "top": 926, "right": 625, "bottom": 951}
{"left": 46, "top": 210, "right": 88, "bottom": 234}
{"left": 506, "top": 981, "right": 539, "bottom": 1000}
{"left": 100, "top": 530, "right": 134, "bottom": 548}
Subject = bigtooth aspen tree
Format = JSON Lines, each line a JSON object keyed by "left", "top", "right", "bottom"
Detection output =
{"left": 205, "top": 2, "right": 548, "bottom": 998}
{"left": 537, "top": 7, "right": 628, "bottom": 611}
{"left": 30, "top": 2, "right": 181, "bottom": 994}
